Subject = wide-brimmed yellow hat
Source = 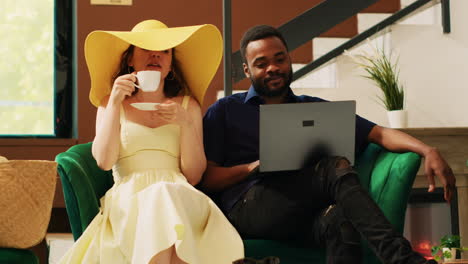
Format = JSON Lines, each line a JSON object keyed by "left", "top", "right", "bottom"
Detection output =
{"left": 85, "top": 19, "right": 223, "bottom": 107}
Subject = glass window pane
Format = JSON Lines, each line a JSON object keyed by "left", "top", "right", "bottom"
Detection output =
{"left": 0, "top": 0, "right": 54, "bottom": 135}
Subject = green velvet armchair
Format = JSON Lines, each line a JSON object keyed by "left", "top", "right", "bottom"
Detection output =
{"left": 0, "top": 248, "right": 38, "bottom": 264}
{"left": 55, "top": 142, "right": 420, "bottom": 264}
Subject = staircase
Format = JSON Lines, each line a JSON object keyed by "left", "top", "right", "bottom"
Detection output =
{"left": 291, "top": 0, "right": 447, "bottom": 127}
{"left": 292, "top": 0, "right": 442, "bottom": 90}
{"left": 220, "top": 0, "right": 454, "bottom": 128}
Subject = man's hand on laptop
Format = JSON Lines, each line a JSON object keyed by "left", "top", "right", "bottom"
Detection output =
{"left": 423, "top": 147, "right": 456, "bottom": 202}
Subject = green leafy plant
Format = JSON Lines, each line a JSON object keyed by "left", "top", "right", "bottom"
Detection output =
{"left": 431, "top": 235, "right": 468, "bottom": 262}
{"left": 346, "top": 44, "right": 405, "bottom": 111}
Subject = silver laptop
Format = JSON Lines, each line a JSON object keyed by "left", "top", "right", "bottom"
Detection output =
{"left": 259, "top": 101, "right": 356, "bottom": 172}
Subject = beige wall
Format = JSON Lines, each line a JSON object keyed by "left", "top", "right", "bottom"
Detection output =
{"left": 390, "top": 0, "right": 468, "bottom": 128}
{"left": 386, "top": 0, "right": 468, "bottom": 127}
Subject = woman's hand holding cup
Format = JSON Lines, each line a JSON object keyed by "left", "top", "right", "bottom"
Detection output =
{"left": 109, "top": 74, "right": 137, "bottom": 105}
{"left": 109, "top": 70, "right": 161, "bottom": 106}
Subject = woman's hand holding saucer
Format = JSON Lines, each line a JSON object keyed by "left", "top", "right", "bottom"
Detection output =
{"left": 156, "top": 100, "right": 190, "bottom": 126}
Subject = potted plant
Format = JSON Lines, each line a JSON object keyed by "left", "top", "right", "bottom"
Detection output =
{"left": 346, "top": 43, "right": 406, "bottom": 128}
{"left": 431, "top": 234, "right": 468, "bottom": 262}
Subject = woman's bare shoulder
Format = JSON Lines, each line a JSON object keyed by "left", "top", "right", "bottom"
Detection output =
{"left": 187, "top": 96, "right": 201, "bottom": 109}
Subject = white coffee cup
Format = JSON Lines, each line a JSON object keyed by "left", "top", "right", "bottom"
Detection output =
{"left": 135, "top": 70, "right": 161, "bottom": 92}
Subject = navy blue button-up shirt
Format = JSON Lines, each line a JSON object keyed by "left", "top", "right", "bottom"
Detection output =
{"left": 203, "top": 86, "right": 376, "bottom": 213}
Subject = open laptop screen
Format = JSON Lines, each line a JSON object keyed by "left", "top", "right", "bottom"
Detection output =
{"left": 259, "top": 101, "right": 356, "bottom": 172}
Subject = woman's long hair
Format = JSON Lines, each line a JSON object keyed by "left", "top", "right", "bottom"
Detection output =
{"left": 112, "top": 45, "right": 189, "bottom": 98}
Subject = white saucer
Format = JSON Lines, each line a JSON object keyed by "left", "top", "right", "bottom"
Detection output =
{"left": 130, "top": 103, "right": 160, "bottom": 111}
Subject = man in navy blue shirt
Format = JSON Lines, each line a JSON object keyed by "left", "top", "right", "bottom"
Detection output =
{"left": 202, "top": 25, "right": 455, "bottom": 264}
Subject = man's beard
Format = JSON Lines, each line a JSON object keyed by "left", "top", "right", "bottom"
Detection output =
{"left": 250, "top": 68, "right": 293, "bottom": 98}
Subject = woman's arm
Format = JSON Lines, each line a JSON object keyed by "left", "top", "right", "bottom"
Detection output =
{"left": 178, "top": 98, "right": 206, "bottom": 185}
{"left": 91, "top": 96, "right": 121, "bottom": 171}
{"left": 157, "top": 97, "right": 206, "bottom": 185}
{"left": 92, "top": 74, "right": 136, "bottom": 170}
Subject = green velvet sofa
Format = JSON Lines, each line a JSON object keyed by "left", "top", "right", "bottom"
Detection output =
{"left": 55, "top": 142, "right": 420, "bottom": 264}
{"left": 0, "top": 248, "right": 38, "bottom": 264}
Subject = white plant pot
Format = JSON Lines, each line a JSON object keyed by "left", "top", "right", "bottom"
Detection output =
{"left": 442, "top": 247, "right": 457, "bottom": 261}
{"left": 387, "top": 110, "right": 407, "bottom": 128}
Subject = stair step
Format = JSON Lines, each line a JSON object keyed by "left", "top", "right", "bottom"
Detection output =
{"left": 313, "top": 37, "right": 349, "bottom": 59}
{"left": 347, "top": 31, "right": 392, "bottom": 55}
{"left": 358, "top": 3, "right": 440, "bottom": 33}
{"left": 46, "top": 233, "right": 74, "bottom": 264}
{"left": 400, "top": 0, "right": 418, "bottom": 8}
{"left": 290, "top": 62, "right": 337, "bottom": 89}
{"left": 358, "top": 13, "right": 393, "bottom": 33}
{"left": 398, "top": 2, "right": 441, "bottom": 25}
{"left": 313, "top": 32, "right": 391, "bottom": 59}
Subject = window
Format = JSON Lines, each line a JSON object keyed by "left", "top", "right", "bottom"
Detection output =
{"left": 0, "top": 0, "right": 74, "bottom": 137}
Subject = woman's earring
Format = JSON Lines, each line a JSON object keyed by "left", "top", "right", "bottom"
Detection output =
{"left": 166, "top": 70, "right": 175, "bottom": 80}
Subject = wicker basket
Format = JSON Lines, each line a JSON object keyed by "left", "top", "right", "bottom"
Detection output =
{"left": 0, "top": 159, "right": 57, "bottom": 248}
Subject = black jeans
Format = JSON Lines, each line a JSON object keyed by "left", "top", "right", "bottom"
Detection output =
{"left": 227, "top": 157, "right": 427, "bottom": 264}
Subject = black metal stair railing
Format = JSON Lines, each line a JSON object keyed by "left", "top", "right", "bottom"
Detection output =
{"left": 223, "top": 0, "right": 450, "bottom": 96}
{"left": 292, "top": 0, "right": 448, "bottom": 83}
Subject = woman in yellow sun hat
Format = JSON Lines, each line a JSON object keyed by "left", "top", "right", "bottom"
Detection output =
{"left": 59, "top": 19, "right": 244, "bottom": 264}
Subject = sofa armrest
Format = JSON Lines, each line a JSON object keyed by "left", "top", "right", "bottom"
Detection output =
{"left": 0, "top": 248, "right": 38, "bottom": 264}
{"left": 356, "top": 144, "right": 421, "bottom": 264}
{"left": 368, "top": 151, "right": 420, "bottom": 232}
{"left": 55, "top": 142, "right": 114, "bottom": 240}
{"left": 355, "top": 143, "right": 421, "bottom": 232}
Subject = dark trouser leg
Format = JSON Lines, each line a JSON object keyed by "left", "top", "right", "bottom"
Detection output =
{"left": 228, "top": 156, "right": 428, "bottom": 264}
{"left": 227, "top": 165, "right": 362, "bottom": 263}
{"left": 336, "top": 175, "right": 427, "bottom": 264}
{"left": 313, "top": 157, "right": 427, "bottom": 264}
{"left": 312, "top": 205, "right": 362, "bottom": 264}
{"left": 227, "top": 177, "right": 313, "bottom": 240}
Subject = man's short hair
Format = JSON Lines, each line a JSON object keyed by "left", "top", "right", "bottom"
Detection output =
{"left": 240, "top": 25, "right": 289, "bottom": 64}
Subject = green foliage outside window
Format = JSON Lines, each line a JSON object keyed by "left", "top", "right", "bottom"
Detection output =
{"left": 0, "top": 0, "right": 54, "bottom": 135}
